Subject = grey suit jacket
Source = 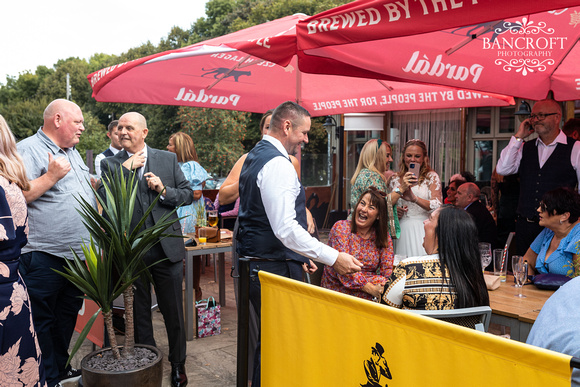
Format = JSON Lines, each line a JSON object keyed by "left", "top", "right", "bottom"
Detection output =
{"left": 99, "top": 146, "right": 193, "bottom": 262}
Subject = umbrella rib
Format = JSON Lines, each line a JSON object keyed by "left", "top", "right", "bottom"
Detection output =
{"left": 206, "top": 54, "right": 262, "bottom": 90}
{"left": 445, "top": 21, "right": 503, "bottom": 56}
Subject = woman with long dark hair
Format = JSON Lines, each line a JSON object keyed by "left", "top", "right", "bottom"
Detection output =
{"left": 381, "top": 205, "right": 489, "bottom": 310}
{"left": 322, "top": 187, "right": 394, "bottom": 300}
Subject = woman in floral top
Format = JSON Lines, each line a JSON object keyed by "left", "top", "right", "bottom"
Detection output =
{"left": 322, "top": 188, "right": 394, "bottom": 301}
{"left": 0, "top": 115, "right": 46, "bottom": 386}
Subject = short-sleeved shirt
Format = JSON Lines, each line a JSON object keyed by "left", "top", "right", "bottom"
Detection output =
{"left": 17, "top": 129, "right": 96, "bottom": 259}
{"left": 531, "top": 223, "right": 580, "bottom": 276}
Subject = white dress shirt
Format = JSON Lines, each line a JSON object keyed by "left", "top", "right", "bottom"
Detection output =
{"left": 496, "top": 131, "right": 580, "bottom": 193}
{"left": 94, "top": 145, "right": 121, "bottom": 177}
{"left": 257, "top": 135, "right": 338, "bottom": 266}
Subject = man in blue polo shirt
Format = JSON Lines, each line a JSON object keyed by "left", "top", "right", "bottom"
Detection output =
{"left": 17, "top": 99, "right": 96, "bottom": 387}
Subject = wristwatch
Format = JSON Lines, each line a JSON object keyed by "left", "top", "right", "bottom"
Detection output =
{"left": 393, "top": 187, "right": 402, "bottom": 195}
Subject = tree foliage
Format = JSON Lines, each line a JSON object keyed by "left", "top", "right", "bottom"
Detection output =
{"left": 178, "top": 107, "right": 250, "bottom": 176}
{"left": 0, "top": 0, "right": 346, "bottom": 176}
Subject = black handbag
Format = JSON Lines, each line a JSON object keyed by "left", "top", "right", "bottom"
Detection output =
{"left": 532, "top": 273, "right": 571, "bottom": 290}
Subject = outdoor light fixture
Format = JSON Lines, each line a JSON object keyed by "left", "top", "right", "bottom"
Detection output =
{"left": 323, "top": 115, "right": 345, "bottom": 212}
{"left": 323, "top": 115, "right": 340, "bottom": 139}
{"left": 514, "top": 100, "right": 532, "bottom": 122}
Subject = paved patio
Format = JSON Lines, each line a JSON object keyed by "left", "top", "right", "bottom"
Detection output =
{"left": 68, "top": 252, "right": 238, "bottom": 387}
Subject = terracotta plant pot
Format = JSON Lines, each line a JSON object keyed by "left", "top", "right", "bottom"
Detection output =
{"left": 81, "top": 344, "right": 163, "bottom": 387}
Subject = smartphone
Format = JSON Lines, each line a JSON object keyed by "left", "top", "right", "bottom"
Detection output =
{"left": 524, "top": 121, "right": 534, "bottom": 134}
{"left": 409, "top": 162, "right": 421, "bottom": 178}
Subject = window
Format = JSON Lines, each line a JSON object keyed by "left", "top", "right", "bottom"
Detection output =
{"left": 468, "top": 106, "right": 517, "bottom": 182}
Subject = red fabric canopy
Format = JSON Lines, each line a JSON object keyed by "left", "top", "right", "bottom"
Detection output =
{"left": 296, "top": 4, "right": 580, "bottom": 100}
{"left": 88, "top": 14, "right": 513, "bottom": 115}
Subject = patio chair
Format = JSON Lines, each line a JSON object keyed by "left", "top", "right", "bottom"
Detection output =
{"left": 409, "top": 306, "right": 492, "bottom": 332}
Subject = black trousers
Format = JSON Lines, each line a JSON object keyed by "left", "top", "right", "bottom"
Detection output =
{"left": 133, "top": 244, "right": 186, "bottom": 364}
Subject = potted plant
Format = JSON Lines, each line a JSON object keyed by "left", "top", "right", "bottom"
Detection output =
{"left": 56, "top": 166, "right": 179, "bottom": 386}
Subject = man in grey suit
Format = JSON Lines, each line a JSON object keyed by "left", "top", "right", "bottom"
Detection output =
{"left": 99, "top": 112, "right": 192, "bottom": 387}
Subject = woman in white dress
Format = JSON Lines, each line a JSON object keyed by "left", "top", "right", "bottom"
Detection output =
{"left": 388, "top": 139, "right": 442, "bottom": 257}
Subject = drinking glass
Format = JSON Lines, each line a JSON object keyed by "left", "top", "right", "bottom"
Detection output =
{"left": 207, "top": 210, "right": 218, "bottom": 228}
{"left": 479, "top": 243, "right": 492, "bottom": 272}
{"left": 512, "top": 255, "right": 527, "bottom": 298}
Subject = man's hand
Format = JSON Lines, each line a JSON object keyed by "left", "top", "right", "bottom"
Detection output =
{"left": 144, "top": 172, "right": 165, "bottom": 194}
{"left": 47, "top": 153, "right": 70, "bottom": 183}
{"left": 123, "top": 149, "right": 146, "bottom": 171}
{"left": 332, "top": 252, "right": 363, "bottom": 275}
{"left": 302, "top": 260, "right": 318, "bottom": 274}
{"left": 515, "top": 118, "right": 534, "bottom": 140}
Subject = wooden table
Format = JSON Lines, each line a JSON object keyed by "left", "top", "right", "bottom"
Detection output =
{"left": 488, "top": 274, "right": 554, "bottom": 342}
{"left": 184, "top": 239, "right": 232, "bottom": 341}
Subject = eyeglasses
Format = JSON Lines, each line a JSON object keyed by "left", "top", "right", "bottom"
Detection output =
{"left": 529, "top": 112, "right": 558, "bottom": 121}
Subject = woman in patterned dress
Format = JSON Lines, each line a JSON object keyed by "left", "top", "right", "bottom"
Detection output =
{"left": 381, "top": 206, "right": 489, "bottom": 310}
{"left": 389, "top": 139, "right": 442, "bottom": 257}
{"left": 0, "top": 115, "right": 46, "bottom": 386}
{"left": 322, "top": 188, "right": 394, "bottom": 301}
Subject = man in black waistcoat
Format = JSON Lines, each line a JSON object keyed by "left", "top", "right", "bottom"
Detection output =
{"left": 496, "top": 99, "right": 580, "bottom": 255}
{"left": 237, "top": 101, "right": 362, "bottom": 387}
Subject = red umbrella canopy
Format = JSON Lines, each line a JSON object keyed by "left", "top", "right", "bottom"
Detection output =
{"left": 297, "top": 4, "right": 580, "bottom": 101}
{"left": 88, "top": 14, "right": 513, "bottom": 116}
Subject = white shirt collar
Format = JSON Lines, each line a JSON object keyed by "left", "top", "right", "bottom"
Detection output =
{"left": 126, "top": 144, "right": 148, "bottom": 158}
{"left": 262, "top": 135, "right": 289, "bottom": 158}
{"left": 535, "top": 130, "right": 567, "bottom": 147}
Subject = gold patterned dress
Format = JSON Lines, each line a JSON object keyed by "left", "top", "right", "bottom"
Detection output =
{"left": 0, "top": 176, "right": 46, "bottom": 386}
{"left": 380, "top": 254, "right": 457, "bottom": 310}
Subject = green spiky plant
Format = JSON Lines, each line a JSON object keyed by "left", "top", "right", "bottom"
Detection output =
{"left": 56, "top": 166, "right": 179, "bottom": 363}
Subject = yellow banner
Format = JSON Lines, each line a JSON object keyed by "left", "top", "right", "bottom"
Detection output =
{"left": 260, "top": 271, "right": 571, "bottom": 387}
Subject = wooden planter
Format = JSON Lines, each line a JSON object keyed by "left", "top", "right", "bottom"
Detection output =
{"left": 81, "top": 344, "right": 163, "bottom": 387}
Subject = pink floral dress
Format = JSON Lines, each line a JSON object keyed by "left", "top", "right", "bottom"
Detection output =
{"left": 0, "top": 176, "right": 46, "bottom": 386}
{"left": 321, "top": 220, "right": 394, "bottom": 301}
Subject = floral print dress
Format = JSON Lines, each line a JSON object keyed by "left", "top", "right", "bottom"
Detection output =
{"left": 321, "top": 220, "right": 394, "bottom": 301}
{"left": 0, "top": 176, "right": 46, "bottom": 386}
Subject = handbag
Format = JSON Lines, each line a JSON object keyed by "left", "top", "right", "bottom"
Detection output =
{"left": 195, "top": 297, "right": 221, "bottom": 338}
{"left": 196, "top": 227, "right": 221, "bottom": 243}
{"left": 532, "top": 273, "right": 571, "bottom": 290}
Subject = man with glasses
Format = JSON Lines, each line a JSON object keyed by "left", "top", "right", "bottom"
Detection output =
{"left": 496, "top": 99, "right": 580, "bottom": 255}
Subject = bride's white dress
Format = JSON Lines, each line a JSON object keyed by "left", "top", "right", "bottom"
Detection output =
{"left": 389, "top": 171, "right": 442, "bottom": 257}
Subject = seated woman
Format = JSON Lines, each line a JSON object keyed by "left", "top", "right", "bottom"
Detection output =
{"left": 381, "top": 205, "right": 489, "bottom": 310}
{"left": 321, "top": 187, "right": 394, "bottom": 301}
{"left": 525, "top": 187, "right": 580, "bottom": 277}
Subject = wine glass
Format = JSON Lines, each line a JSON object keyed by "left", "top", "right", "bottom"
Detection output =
{"left": 479, "top": 243, "right": 492, "bottom": 273}
{"left": 512, "top": 255, "right": 527, "bottom": 298}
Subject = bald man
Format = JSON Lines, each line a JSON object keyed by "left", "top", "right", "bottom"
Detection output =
{"left": 456, "top": 182, "right": 498, "bottom": 249}
{"left": 497, "top": 99, "right": 580, "bottom": 255}
{"left": 17, "top": 99, "right": 96, "bottom": 387}
{"left": 99, "top": 112, "right": 192, "bottom": 387}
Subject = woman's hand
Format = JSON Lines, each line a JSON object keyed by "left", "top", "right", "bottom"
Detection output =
{"left": 363, "top": 282, "right": 383, "bottom": 299}
{"left": 402, "top": 171, "right": 417, "bottom": 189}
